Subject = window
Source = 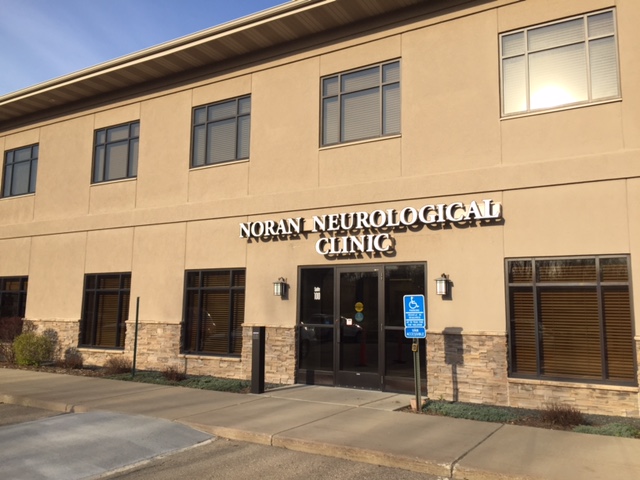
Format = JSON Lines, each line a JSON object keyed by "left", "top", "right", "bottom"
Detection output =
{"left": 191, "top": 96, "right": 251, "bottom": 167}
{"left": 507, "top": 256, "right": 635, "bottom": 384}
{"left": 501, "top": 9, "right": 620, "bottom": 116}
{"left": 321, "top": 60, "right": 400, "bottom": 146}
{"left": 0, "top": 277, "right": 28, "bottom": 320}
{"left": 2, "top": 145, "right": 38, "bottom": 197}
{"left": 80, "top": 273, "right": 130, "bottom": 348}
{"left": 93, "top": 121, "right": 139, "bottom": 183}
{"left": 0, "top": 277, "right": 28, "bottom": 343}
{"left": 183, "top": 269, "right": 245, "bottom": 355}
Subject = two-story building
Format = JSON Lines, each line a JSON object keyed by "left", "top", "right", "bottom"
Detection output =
{"left": 1, "top": 0, "right": 639, "bottom": 416}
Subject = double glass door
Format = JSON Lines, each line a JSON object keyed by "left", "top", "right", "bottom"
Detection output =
{"left": 298, "top": 264, "right": 425, "bottom": 392}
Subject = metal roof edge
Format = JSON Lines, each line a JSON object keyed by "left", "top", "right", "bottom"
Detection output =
{"left": 0, "top": 0, "right": 330, "bottom": 105}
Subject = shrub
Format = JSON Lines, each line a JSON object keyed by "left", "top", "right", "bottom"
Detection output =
{"left": 425, "top": 400, "right": 521, "bottom": 423}
{"left": 58, "top": 347, "right": 84, "bottom": 369}
{"left": 0, "top": 317, "right": 25, "bottom": 364}
{"left": 540, "top": 403, "right": 586, "bottom": 428}
{"left": 162, "top": 366, "right": 187, "bottom": 382}
{"left": 41, "top": 328, "right": 61, "bottom": 361}
{"left": 574, "top": 423, "right": 640, "bottom": 438}
{"left": 13, "top": 332, "right": 55, "bottom": 366}
{"left": 103, "top": 355, "right": 132, "bottom": 375}
{"left": 182, "top": 376, "right": 251, "bottom": 393}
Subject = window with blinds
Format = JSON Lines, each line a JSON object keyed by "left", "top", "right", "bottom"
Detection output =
{"left": 321, "top": 60, "right": 400, "bottom": 146}
{"left": 500, "top": 9, "right": 620, "bottom": 116}
{"left": 191, "top": 96, "right": 251, "bottom": 167}
{"left": 507, "top": 256, "right": 636, "bottom": 385}
{"left": 3, "top": 144, "right": 38, "bottom": 197}
{"left": 80, "top": 273, "right": 130, "bottom": 349}
{"left": 93, "top": 122, "right": 139, "bottom": 183}
{"left": 183, "top": 269, "right": 245, "bottom": 356}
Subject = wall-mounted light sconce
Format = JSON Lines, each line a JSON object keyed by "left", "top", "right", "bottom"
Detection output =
{"left": 435, "top": 273, "right": 450, "bottom": 296}
{"left": 273, "top": 277, "right": 288, "bottom": 297}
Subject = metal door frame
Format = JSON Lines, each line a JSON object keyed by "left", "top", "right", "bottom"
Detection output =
{"left": 334, "top": 265, "right": 384, "bottom": 389}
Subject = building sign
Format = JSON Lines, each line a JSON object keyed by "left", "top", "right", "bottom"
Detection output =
{"left": 240, "top": 199, "right": 502, "bottom": 256}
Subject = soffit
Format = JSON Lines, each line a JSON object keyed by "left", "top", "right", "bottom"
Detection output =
{"left": 0, "top": 0, "right": 425, "bottom": 126}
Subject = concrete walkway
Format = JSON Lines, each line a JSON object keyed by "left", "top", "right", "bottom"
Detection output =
{"left": 1, "top": 368, "right": 638, "bottom": 479}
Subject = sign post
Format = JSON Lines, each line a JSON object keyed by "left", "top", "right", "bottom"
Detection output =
{"left": 404, "top": 295, "right": 426, "bottom": 411}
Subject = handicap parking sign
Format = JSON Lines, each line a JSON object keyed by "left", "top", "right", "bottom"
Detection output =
{"left": 403, "top": 295, "right": 426, "bottom": 338}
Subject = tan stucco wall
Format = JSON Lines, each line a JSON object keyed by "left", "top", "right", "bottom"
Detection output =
{"left": 26, "top": 233, "right": 86, "bottom": 320}
{"left": 0, "top": 1, "right": 638, "bottom": 412}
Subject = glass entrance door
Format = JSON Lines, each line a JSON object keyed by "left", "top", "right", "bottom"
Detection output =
{"left": 335, "top": 267, "right": 382, "bottom": 389}
{"left": 297, "top": 263, "right": 426, "bottom": 392}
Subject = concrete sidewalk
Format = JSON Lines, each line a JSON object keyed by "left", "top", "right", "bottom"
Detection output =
{"left": 1, "top": 369, "right": 638, "bottom": 480}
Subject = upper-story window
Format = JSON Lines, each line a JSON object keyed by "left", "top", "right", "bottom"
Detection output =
{"left": 92, "top": 121, "right": 139, "bottom": 183}
{"left": 191, "top": 96, "right": 251, "bottom": 167}
{"left": 2, "top": 144, "right": 38, "bottom": 198}
{"left": 501, "top": 9, "right": 620, "bottom": 116}
{"left": 321, "top": 60, "right": 400, "bottom": 147}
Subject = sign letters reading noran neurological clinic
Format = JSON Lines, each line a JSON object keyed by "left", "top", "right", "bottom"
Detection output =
{"left": 239, "top": 199, "right": 502, "bottom": 256}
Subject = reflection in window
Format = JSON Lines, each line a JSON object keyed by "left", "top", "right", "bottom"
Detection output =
{"left": 501, "top": 10, "right": 619, "bottom": 115}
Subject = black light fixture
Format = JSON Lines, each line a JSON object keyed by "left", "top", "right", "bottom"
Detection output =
{"left": 273, "top": 277, "right": 287, "bottom": 297}
{"left": 435, "top": 273, "right": 450, "bottom": 296}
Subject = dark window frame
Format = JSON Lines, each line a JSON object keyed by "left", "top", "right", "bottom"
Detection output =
{"left": 80, "top": 273, "right": 130, "bottom": 349}
{"left": 2, "top": 144, "right": 38, "bottom": 198}
{"left": 191, "top": 95, "right": 251, "bottom": 168}
{"left": 321, "top": 60, "right": 401, "bottom": 147}
{"left": 92, "top": 121, "right": 139, "bottom": 184}
{"left": 506, "top": 255, "right": 636, "bottom": 385}
{"left": 0, "top": 276, "right": 28, "bottom": 320}
{"left": 182, "top": 269, "right": 246, "bottom": 356}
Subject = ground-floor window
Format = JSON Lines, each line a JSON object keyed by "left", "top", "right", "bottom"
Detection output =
{"left": 80, "top": 273, "right": 130, "bottom": 349}
{"left": 182, "top": 269, "right": 245, "bottom": 356}
{"left": 0, "top": 277, "right": 28, "bottom": 341}
{"left": 507, "top": 256, "right": 636, "bottom": 384}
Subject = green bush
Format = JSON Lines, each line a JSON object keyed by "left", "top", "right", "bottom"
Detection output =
{"left": 182, "top": 376, "right": 251, "bottom": 393}
{"left": 425, "top": 400, "right": 521, "bottom": 423}
{"left": 574, "top": 423, "right": 640, "bottom": 438}
{"left": 13, "top": 332, "right": 55, "bottom": 366}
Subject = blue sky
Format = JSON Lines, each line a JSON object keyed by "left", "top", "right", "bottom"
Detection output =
{"left": 0, "top": 0, "right": 286, "bottom": 96}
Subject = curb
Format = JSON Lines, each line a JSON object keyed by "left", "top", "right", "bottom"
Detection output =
{"left": 272, "top": 435, "right": 452, "bottom": 477}
{"left": 1, "top": 394, "right": 76, "bottom": 414}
